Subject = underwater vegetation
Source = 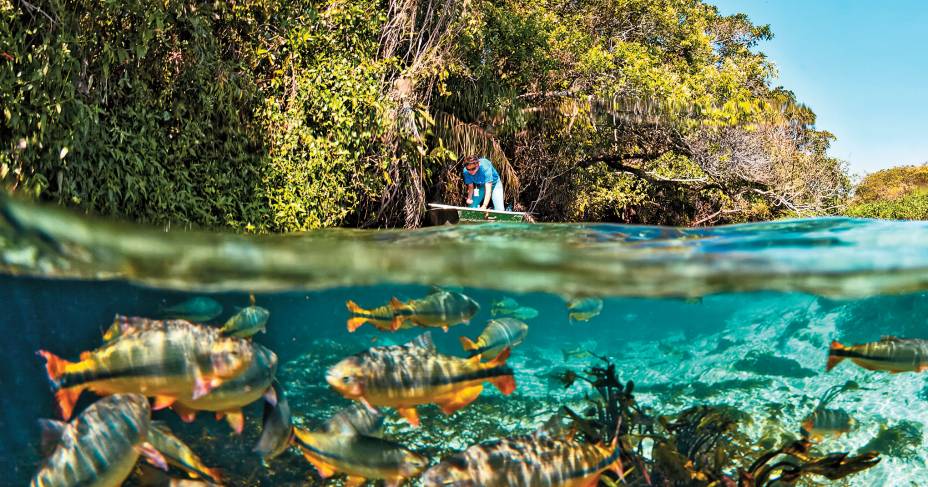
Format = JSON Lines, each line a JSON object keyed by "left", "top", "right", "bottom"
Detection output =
{"left": 858, "top": 420, "right": 924, "bottom": 461}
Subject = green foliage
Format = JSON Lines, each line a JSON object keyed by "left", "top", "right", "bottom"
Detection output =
{"left": 844, "top": 164, "right": 928, "bottom": 220}
{"left": 1, "top": 0, "right": 388, "bottom": 232}
{"left": 2, "top": 0, "right": 850, "bottom": 229}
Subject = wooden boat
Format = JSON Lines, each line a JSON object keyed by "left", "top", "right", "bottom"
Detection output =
{"left": 427, "top": 203, "right": 529, "bottom": 224}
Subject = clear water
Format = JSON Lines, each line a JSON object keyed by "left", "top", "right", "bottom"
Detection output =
{"left": 4, "top": 197, "right": 928, "bottom": 486}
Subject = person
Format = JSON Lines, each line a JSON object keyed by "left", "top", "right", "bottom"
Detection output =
{"left": 462, "top": 156, "right": 504, "bottom": 211}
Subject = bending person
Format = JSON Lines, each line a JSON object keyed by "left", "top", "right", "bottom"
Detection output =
{"left": 462, "top": 155, "right": 505, "bottom": 211}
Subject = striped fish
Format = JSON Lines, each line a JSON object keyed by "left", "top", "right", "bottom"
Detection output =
{"left": 567, "top": 297, "right": 603, "bottom": 323}
{"left": 147, "top": 423, "right": 223, "bottom": 484}
{"left": 38, "top": 320, "right": 254, "bottom": 420}
{"left": 30, "top": 394, "right": 163, "bottom": 487}
{"left": 420, "top": 434, "right": 623, "bottom": 487}
{"left": 326, "top": 332, "right": 515, "bottom": 427}
{"left": 388, "top": 290, "right": 480, "bottom": 332}
{"left": 292, "top": 426, "right": 428, "bottom": 487}
{"left": 826, "top": 336, "right": 928, "bottom": 373}
{"left": 324, "top": 403, "right": 385, "bottom": 437}
{"left": 253, "top": 382, "right": 294, "bottom": 463}
{"left": 171, "top": 343, "right": 278, "bottom": 433}
{"left": 460, "top": 318, "right": 528, "bottom": 360}
{"left": 219, "top": 306, "right": 270, "bottom": 338}
{"left": 801, "top": 408, "right": 855, "bottom": 441}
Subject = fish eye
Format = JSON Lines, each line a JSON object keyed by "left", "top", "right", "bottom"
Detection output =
{"left": 342, "top": 376, "right": 352, "bottom": 384}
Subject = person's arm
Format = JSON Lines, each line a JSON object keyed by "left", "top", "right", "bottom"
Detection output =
{"left": 466, "top": 183, "right": 474, "bottom": 205}
{"left": 480, "top": 182, "right": 492, "bottom": 209}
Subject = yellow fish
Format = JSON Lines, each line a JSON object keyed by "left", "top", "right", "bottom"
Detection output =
{"left": 827, "top": 336, "right": 928, "bottom": 373}
{"left": 327, "top": 332, "right": 515, "bottom": 427}
{"left": 460, "top": 318, "right": 528, "bottom": 360}
{"left": 801, "top": 408, "right": 855, "bottom": 441}
{"left": 292, "top": 426, "right": 427, "bottom": 487}
{"left": 345, "top": 300, "right": 412, "bottom": 332}
{"left": 147, "top": 423, "right": 223, "bottom": 484}
{"left": 421, "top": 433, "right": 623, "bottom": 486}
{"left": 39, "top": 320, "right": 253, "bottom": 420}
{"left": 219, "top": 306, "right": 270, "bottom": 338}
{"left": 388, "top": 290, "right": 480, "bottom": 332}
{"left": 171, "top": 343, "right": 278, "bottom": 433}
{"left": 567, "top": 297, "right": 603, "bottom": 323}
{"left": 30, "top": 394, "right": 167, "bottom": 487}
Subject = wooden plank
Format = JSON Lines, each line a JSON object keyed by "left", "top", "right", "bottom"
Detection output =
{"left": 427, "top": 203, "right": 527, "bottom": 223}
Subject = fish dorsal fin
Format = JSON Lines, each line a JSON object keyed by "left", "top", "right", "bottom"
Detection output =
{"left": 38, "top": 419, "right": 68, "bottom": 456}
{"left": 408, "top": 332, "right": 436, "bottom": 351}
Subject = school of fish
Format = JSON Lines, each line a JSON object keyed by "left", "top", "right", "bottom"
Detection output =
{"left": 32, "top": 290, "right": 922, "bottom": 486}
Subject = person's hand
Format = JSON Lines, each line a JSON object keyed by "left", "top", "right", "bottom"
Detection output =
{"left": 466, "top": 198, "right": 473, "bottom": 205}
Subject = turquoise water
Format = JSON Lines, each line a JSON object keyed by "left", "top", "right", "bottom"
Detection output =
{"left": 4, "top": 198, "right": 928, "bottom": 485}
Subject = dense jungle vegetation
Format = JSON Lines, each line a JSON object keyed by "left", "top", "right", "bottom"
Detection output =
{"left": 1, "top": 0, "right": 851, "bottom": 231}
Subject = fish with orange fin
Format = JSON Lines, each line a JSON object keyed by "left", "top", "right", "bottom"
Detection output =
{"left": 420, "top": 431, "right": 624, "bottom": 487}
{"left": 147, "top": 422, "right": 224, "bottom": 484}
{"left": 801, "top": 408, "right": 856, "bottom": 442}
{"left": 171, "top": 342, "right": 278, "bottom": 433}
{"left": 345, "top": 299, "right": 413, "bottom": 332}
{"left": 292, "top": 427, "right": 428, "bottom": 487}
{"left": 826, "top": 336, "right": 928, "bottom": 373}
{"left": 326, "top": 332, "right": 516, "bottom": 427}
{"left": 460, "top": 318, "right": 528, "bottom": 360}
{"left": 387, "top": 289, "right": 480, "bottom": 332}
{"left": 30, "top": 394, "right": 168, "bottom": 487}
{"left": 38, "top": 320, "right": 254, "bottom": 420}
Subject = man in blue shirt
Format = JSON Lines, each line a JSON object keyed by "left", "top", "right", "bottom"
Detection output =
{"left": 462, "top": 156, "right": 505, "bottom": 211}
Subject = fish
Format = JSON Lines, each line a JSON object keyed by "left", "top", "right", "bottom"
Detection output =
{"left": 38, "top": 320, "right": 254, "bottom": 420}
{"left": 491, "top": 297, "right": 520, "bottom": 317}
{"left": 545, "top": 369, "right": 578, "bottom": 389}
{"left": 162, "top": 297, "right": 223, "bottom": 322}
{"left": 219, "top": 306, "right": 270, "bottom": 338}
{"left": 30, "top": 394, "right": 167, "bottom": 487}
{"left": 509, "top": 306, "right": 539, "bottom": 321}
{"left": 420, "top": 433, "right": 623, "bottom": 487}
{"left": 102, "top": 315, "right": 190, "bottom": 343}
{"left": 292, "top": 426, "right": 428, "bottom": 487}
{"left": 345, "top": 299, "right": 412, "bottom": 333}
{"left": 562, "top": 346, "right": 593, "bottom": 361}
{"left": 388, "top": 290, "right": 480, "bottom": 332}
{"left": 826, "top": 336, "right": 928, "bottom": 373}
{"left": 147, "top": 423, "right": 223, "bottom": 484}
{"left": 567, "top": 297, "right": 603, "bottom": 323}
{"left": 460, "top": 318, "right": 529, "bottom": 360}
{"left": 326, "top": 332, "right": 516, "bottom": 427}
{"left": 801, "top": 408, "right": 856, "bottom": 441}
{"left": 253, "top": 382, "right": 294, "bottom": 463}
{"left": 171, "top": 343, "right": 278, "bottom": 433}
{"left": 324, "top": 403, "right": 386, "bottom": 437}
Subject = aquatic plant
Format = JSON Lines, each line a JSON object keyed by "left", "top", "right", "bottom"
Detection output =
{"left": 739, "top": 439, "right": 880, "bottom": 486}
{"left": 858, "top": 420, "right": 923, "bottom": 460}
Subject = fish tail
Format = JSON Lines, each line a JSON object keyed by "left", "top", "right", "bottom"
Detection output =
{"left": 346, "top": 317, "right": 369, "bottom": 333}
{"left": 37, "top": 350, "right": 71, "bottom": 387}
{"left": 345, "top": 300, "right": 365, "bottom": 314}
{"left": 459, "top": 336, "right": 479, "bottom": 352}
{"left": 487, "top": 347, "right": 516, "bottom": 394}
{"left": 826, "top": 341, "right": 847, "bottom": 371}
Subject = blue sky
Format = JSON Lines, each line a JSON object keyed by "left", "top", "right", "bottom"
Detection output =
{"left": 712, "top": 0, "right": 928, "bottom": 176}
